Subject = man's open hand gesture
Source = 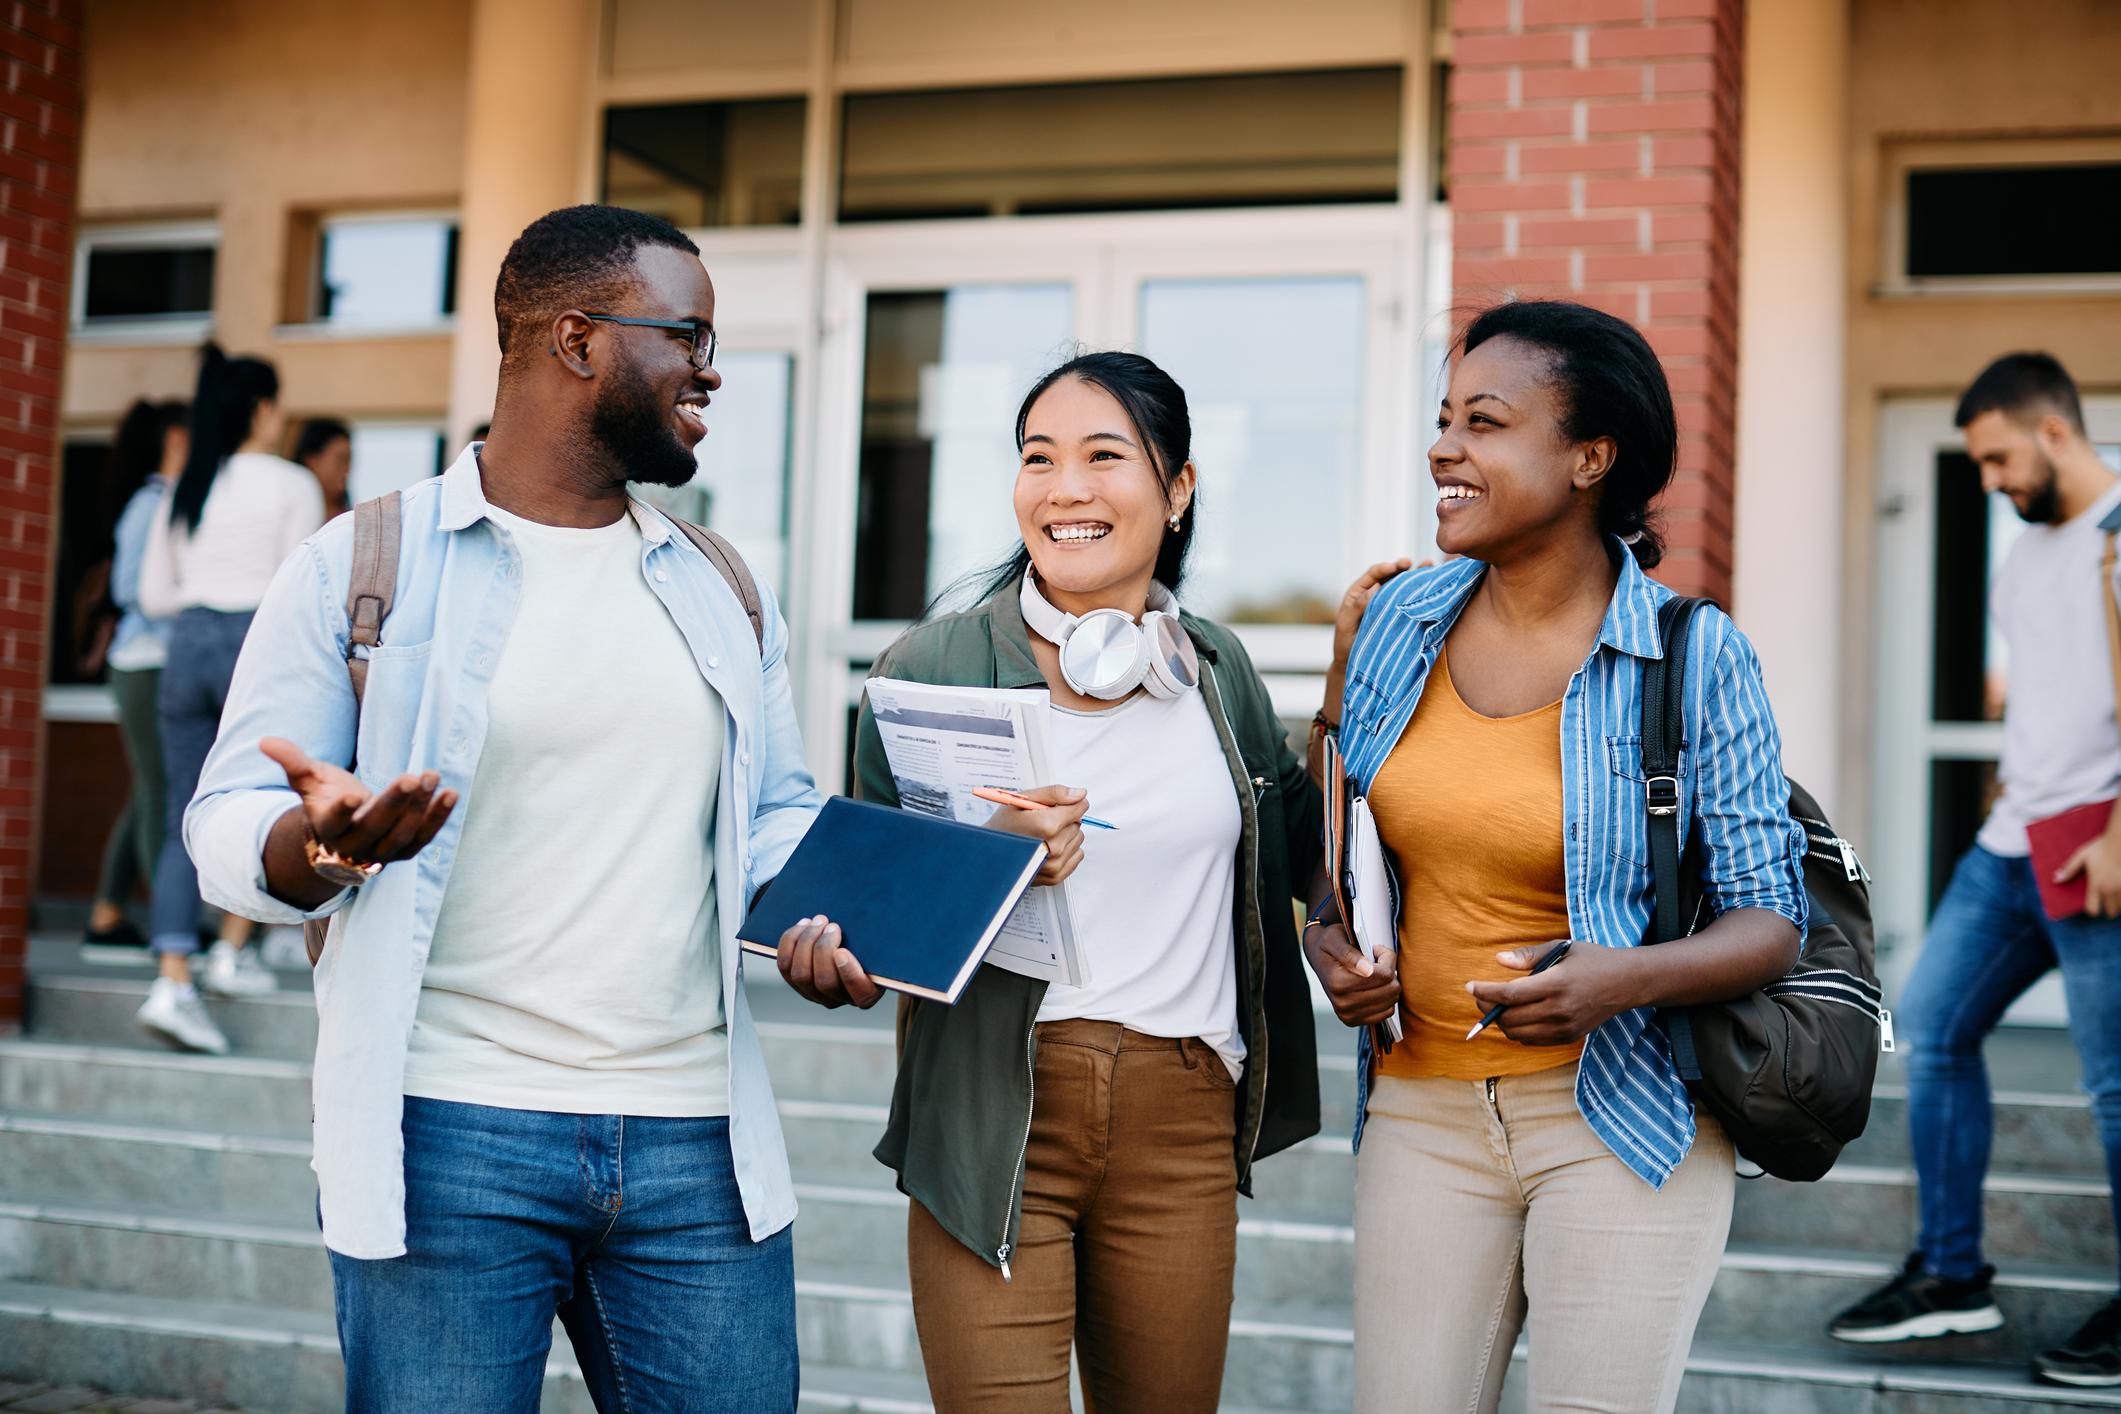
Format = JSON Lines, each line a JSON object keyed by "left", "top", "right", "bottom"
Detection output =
{"left": 259, "top": 737, "right": 457, "bottom": 904}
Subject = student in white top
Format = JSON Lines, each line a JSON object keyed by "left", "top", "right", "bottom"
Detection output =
{"left": 135, "top": 347, "right": 324, "bottom": 1052}
{"left": 183, "top": 204, "right": 821, "bottom": 1412}
{"left": 1829, "top": 354, "right": 2121, "bottom": 1388}
{"left": 778, "top": 352, "right": 1337, "bottom": 1411}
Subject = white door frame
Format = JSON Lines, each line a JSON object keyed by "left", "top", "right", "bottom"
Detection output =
{"left": 1871, "top": 394, "right": 2121, "bottom": 1024}
{"left": 796, "top": 203, "right": 1433, "bottom": 776}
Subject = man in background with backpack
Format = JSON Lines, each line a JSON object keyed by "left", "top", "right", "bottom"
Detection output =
{"left": 183, "top": 205, "right": 821, "bottom": 1411}
{"left": 1829, "top": 353, "right": 2121, "bottom": 1388}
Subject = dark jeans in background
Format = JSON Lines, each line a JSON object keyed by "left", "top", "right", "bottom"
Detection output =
{"left": 329, "top": 1097, "right": 797, "bottom": 1413}
{"left": 149, "top": 607, "right": 253, "bottom": 955}
{"left": 1900, "top": 843, "right": 2121, "bottom": 1285}
{"left": 94, "top": 664, "right": 164, "bottom": 906}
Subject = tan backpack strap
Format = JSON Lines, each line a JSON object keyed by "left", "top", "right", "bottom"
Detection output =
{"left": 344, "top": 491, "right": 402, "bottom": 705}
{"left": 308, "top": 490, "right": 403, "bottom": 970}
{"left": 673, "top": 517, "right": 765, "bottom": 654}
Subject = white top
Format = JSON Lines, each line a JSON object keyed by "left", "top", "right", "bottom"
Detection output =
{"left": 139, "top": 452, "right": 324, "bottom": 617}
{"left": 1980, "top": 480, "right": 2121, "bottom": 857}
{"left": 403, "top": 504, "right": 730, "bottom": 1116}
{"left": 1034, "top": 688, "right": 1245, "bottom": 1077}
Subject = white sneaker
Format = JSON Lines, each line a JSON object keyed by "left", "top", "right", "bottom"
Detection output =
{"left": 136, "top": 977, "right": 230, "bottom": 1055}
{"left": 259, "top": 925, "right": 309, "bottom": 971}
{"left": 202, "top": 940, "right": 279, "bottom": 997}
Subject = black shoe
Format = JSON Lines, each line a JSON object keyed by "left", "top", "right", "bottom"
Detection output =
{"left": 2035, "top": 1297, "right": 2121, "bottom": 1387}
{"left": 1827, "top": 1252, "right": 2004, "bottom": 1343}
{"left": 80, "top": 917, "right": 149, "bottom": 963}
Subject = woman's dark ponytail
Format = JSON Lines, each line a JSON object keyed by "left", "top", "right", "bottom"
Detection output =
{"left": 171, "top": 344, "right": 278, "bottom": 533}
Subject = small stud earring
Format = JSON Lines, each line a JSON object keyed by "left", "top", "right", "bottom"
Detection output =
{"left": 1168, "top": 513, "right": 1183, "bottom": 532}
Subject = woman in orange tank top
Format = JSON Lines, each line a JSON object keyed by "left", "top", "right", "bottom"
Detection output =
{"left": 1304, "top": 301, "right": 1808, "bottom": 1414}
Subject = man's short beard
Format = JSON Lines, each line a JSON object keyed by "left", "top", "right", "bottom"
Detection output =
{"left": 2016, "top": 450, "right": 2062, "bottom": 525}
{"left": 589, "top": 349, "right": 699, "bottom": 490}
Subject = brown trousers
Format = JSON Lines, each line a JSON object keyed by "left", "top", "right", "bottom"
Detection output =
{"left": 907, "top": 1019, "right": 1241, "bottom": 1413}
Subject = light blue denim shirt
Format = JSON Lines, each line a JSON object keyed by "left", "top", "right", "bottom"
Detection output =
{"left": 105, "top": 478, "right": 171, "bottom": 670}
{"left": 185, "top": 446, "right": 824, "bottom": 1259}
{"left": 1337, "top": 545, "right": 1807, "bottom": 1187}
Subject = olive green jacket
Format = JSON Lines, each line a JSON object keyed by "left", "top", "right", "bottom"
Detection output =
{"left": 855, "top": 585, "right": 1324, "bottom": 1272}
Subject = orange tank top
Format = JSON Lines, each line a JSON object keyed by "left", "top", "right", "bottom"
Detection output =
{"left": 1368, "top": 649, "right": 1583, "bottom": 1081}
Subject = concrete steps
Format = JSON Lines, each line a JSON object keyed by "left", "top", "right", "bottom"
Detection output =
{"left": 4, "top": 953, "right": 2118, "bottom": 1410}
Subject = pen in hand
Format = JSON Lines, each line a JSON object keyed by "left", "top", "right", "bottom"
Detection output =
{"left": 972, "top": 785, "right": 1117, "bottom": 831}
{"left": 1464, "top": 941, "right": 1573, "bottom": 1040}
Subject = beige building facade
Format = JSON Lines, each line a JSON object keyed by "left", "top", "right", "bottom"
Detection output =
{"left": 39, "top": 0, "right": 2121, "bottom": 1012}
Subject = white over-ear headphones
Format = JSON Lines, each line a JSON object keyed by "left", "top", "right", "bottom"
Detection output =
{"left": 1019, "top": 570, "right": 1201, "bottom": 701}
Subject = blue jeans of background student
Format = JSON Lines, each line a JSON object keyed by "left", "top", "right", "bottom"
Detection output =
{"left": 148, "top": 607, "right": 254, "bottom": 955}
{"left": 329, "top": 1097, "right": 797, "bottom": 1414}
{"left": 1901, "top": 844, "right": 2121, "bottom": 1285}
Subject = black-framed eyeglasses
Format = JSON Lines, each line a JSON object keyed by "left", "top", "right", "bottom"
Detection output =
{"left": 582, "top": 313, "right": 717, "bottom": 370}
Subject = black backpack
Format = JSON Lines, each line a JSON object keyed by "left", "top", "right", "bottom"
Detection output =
{"left": 1641, "top": 596, "right": 1889, "bottom": 1183}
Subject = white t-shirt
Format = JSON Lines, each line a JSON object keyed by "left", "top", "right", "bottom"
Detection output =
{"left": 1979, "top": 480, "right": 2121, "bottom": 857}
{"left": 139, "top": 453, "right": 323, "bottom": 617}
{"left": 1034, "top": 688, "right": 1245, "bottom": 1077}
{"left": 403, "top": 504, "right": 730, "bottom": 1116}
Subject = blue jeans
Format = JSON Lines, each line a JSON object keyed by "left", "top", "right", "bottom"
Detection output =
{"left": 329, "top": 1098, "right": 797, "bottom": 1413}
{"left": 1901, "top": 844, "right": 2121, "bottom": 1284}
{"left": 150, "top": 607, "right": 254, "bottom": 955}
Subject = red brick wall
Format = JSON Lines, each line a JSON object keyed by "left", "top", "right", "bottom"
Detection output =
{"left": 1449, "top": 0, "right": 1743, "bottom": 603}
{"left": 0, "top": 0, "right": 82, "bottom": 1029}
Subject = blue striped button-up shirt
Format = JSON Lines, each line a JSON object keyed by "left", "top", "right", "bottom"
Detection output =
{"left": 1338, "top": 545, "right": 1807, "bottom": 1187}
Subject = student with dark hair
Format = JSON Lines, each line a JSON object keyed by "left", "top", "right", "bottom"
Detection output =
{"left": 1312, "top": 300, "right": 1806, "bottom": 1412}
{"left": 777, "top": 350, "right": 1330, "bottom": 1411}
{"left": 83, "top": 398, "right": 189, "bottom": 959}
{"left": 1829, "top": 352, "right": 2121, "bottom": 1387}
{"left": 137, "top": 348, "right": 323, "bottom": 1048}
{"left": 185, "top": 205, "right": 819, "bottom": 1411}
{"left": 293, "top": 416, "right": 353, "bottom": 516}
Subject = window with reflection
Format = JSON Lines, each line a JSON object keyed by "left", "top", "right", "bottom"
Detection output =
{"left": 78, "top": 228, "right": 216, "bottom": 327}
{"left": 631, "top": 350, "right": 795, "bottom": 596}
{"left": 1140, "top": 276, "right": 1365, "bottom": 625}
{"left": 316, "top": 217, "right": 457, "bottom": 326}
{"left": 852, "top": 286, "right": 1074, "bottom": 620}
{"left": 347, "top": 425, "right": 447, "bottom": 506}
{"left": 1907, "top": 164, "right": 2121, "bottom": 279}
{"left": 602, "top": 100, "right": 805, "bottom": 228}
{"left": 840, "top": 69, "right": 1400, "bottom": 221}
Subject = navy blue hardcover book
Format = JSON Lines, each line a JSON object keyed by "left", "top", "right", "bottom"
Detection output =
{"left": 737, "top": 796, "right": 1047, "bottom": 1004}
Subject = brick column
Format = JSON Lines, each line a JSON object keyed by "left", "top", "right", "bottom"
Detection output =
{"left": 0, "top": 0, "right": 82, "bottom": 1030}
{"left": 1449, "top": 0, "right": 1743, "bottom": 603}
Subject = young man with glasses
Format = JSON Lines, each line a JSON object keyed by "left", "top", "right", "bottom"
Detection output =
{"left": 184, "top": 205, "right": 820, "bottom": 1411}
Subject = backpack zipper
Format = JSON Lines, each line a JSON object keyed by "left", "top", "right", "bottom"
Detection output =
{"left": 1803, "top": 829, "right": 1871, "bottom": 884}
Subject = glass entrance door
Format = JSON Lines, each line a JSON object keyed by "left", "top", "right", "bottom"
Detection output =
{"left": 798, "top": 208, "right": 1425, "bottom": 783}
{"left": 1872, "top": 395, "right": 2121, "bottom": 1022}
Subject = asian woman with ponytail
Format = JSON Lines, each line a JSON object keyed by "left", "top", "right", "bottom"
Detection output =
{"left": 777, "top": 352, "right": 1332, "bottom": 1412}
{"left": 137, "top": 346, "right": 324, "bottom": 1053}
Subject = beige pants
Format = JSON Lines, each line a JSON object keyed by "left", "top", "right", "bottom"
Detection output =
{"left": 1354, "top": 1062, "right": 1734, "bottom": 1414}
